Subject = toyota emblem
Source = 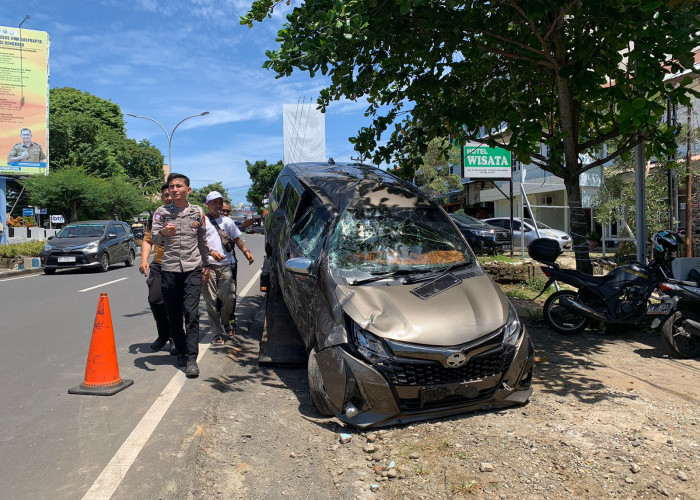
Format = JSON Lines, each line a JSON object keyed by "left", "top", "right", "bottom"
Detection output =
{"left": 446, "top": 352, "right": 467, "bottom": 368}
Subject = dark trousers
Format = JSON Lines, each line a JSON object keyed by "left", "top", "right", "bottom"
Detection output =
{"left": 162, "top": 268, "right": 202, "bottom": 360}
{"left": 146, "top": 263, "right": 170, "bottom": 342}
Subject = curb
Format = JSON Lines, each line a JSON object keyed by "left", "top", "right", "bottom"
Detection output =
{"left": 0, "top": 267, "right": 44, "bottom": 278}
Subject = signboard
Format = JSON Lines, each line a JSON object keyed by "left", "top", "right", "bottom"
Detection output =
{"left": 0, "top": 26, "right": 50, "bottom": 177}
{"left": 51, "top": 215, "right": 64, "bottom": 224}
{"left": 22, "top": 207, "right": 34, "bottom": 216}
{"left": 39, "top": 208, "right": 47, "bottom": 215}
{"left": 462, "top": 143, "right": 512, "bottom": 179}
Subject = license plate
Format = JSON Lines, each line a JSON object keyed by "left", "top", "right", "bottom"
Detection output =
{"left": 57, "top": 256, "right": 76, "bottom": 263}
{"left": 647, "top": 302, "right": 671, "bottom": 315}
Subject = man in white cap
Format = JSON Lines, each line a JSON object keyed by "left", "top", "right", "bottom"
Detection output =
{"left": 202, "top": 190, "right": 255, "bottom": 345}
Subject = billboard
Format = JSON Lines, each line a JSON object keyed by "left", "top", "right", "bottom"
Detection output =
{"left": 462, "top": 143, "right": 512, "bottom": 179}
{"left": 0, "top": 26, "right": 49, "bottom": 176}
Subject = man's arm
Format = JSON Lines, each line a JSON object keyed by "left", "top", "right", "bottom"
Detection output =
{"left": 151, "top": 208, "right": 166, "bottom": 245}
{"left": 234, "top": 237, "right": 254, "bottom": 264}
{"left": 7, "top": 145, "right": 27, "bottom": 163}
{"left": 139, "top": 230, "right": 153, "bottom": 276}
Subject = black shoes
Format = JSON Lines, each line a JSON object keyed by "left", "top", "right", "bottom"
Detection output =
{"left": 177, "top": 353, "right": 187, "bottom": 367}
{"left": 150, "top": 337, "right": 169, "bottom": 351}
{"left": 185, "top": 358, "right": 200, "bottom": 378}
{"left": 169, "top": 339, "right": 178, "bottom": 355}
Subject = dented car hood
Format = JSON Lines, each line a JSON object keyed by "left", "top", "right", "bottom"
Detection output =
{"left": 334, "top": 274, "right": 509, "bottom": 346}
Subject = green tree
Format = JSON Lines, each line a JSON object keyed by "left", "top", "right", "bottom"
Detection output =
{"left": 243, "top": 0, "right": 699, "bottom": 272}
{"left": 23, "top": 166, "right": 106, "bottom": 222}
{"left": 414, "top": 138, "right": 462, "bottom": 202}
{"left": 49, "top": 87, "right": 163, "bottom": 186}
{"left": 190, "top": 182, "right": 229, "bottom": 207}
{"left": 100, "top": 177, "right": 149, "bottom": 221}
{"left": 246, "top": 159, "right": 283, "bottom": 212}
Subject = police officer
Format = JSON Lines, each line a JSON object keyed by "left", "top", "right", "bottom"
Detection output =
{"left": 139, "top": 182, "right": 175, "bottom": 355}
{"left": 7, "top": 128, "right": 46, "bottom": 163}
{"left": 151, "top": 173, "right": 210, "bottom": 378}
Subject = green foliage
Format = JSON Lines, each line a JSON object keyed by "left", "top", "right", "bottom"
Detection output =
{"left": 593, "top": 156, "right": 674, "bottom": 236}
{"left": 246, "top": 159, "right": 283, "bottom": 212}
{"left": 242, "top": 0, "right": 700, "bottom": 270}
{"left": 414, "top": 138, "right": 463, "bottom": 201}
{"left": 22, "top": 166, "right": 146, "bottom": 222}
{"left": 49, "top": 87, "right": 163, "bottom": 185}
{"left": 190, "top": 182, "right": 229, "bottom": 206}
{"left": 0, "top": 241, "right": 45, "bottom": 258}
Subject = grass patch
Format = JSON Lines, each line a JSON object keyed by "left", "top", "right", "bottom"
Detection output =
{"left": 478, "top": 254, "right": 523, "bottom": 264}
{"left": 450, "top": 480, "right": 480, "bottom": 495}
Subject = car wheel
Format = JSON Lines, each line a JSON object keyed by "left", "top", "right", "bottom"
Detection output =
{"left": 124, "top": 249, "right": 135, "bottom": 267}
{"left": 99, "top": 253, "right": 110, "bottom": 272}
{"left": 307, "top": 349, "right": 334, "bottom": 417}
{"left": 543, "top": 290, "right": 587, "bottom": 335}
{"left": 43, "top": 268, "right": 55, "bottom": 275}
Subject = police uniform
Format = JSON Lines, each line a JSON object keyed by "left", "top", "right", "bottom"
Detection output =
{"left": 7, "top": 142, "right": 45, "bottom": 163}
{"left": 143, "top": 217, "right": 170, "bottom": 348}
{"left": 151, "top": 202, "right": 210, "bottom": 362}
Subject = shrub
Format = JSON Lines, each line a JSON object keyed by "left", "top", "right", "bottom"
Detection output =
{"left": 0, "top": 241, "right": 46, "bottom": 258}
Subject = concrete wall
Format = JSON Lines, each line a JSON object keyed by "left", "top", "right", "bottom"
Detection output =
{"left": 5, "top": 226, "right": 59, "bottom": 244}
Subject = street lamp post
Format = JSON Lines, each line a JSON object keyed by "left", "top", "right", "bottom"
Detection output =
{"left": 127, "top": 111, "right": 209, "bottom": 173}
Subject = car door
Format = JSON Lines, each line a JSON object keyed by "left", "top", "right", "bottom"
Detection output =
{"left": 113, "top": 223, "right": 129, "bottom": 261}
{"left": 285, "top": 193, "right": 331, "bottom": 344}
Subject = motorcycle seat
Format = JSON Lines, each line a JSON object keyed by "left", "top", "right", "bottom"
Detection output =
{"left": 558, "top": 268, "right": 618, "bottom": 285}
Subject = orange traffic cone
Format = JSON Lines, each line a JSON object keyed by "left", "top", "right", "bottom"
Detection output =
{"left": 68, "top": 293, "right": 133, "bottom": 396}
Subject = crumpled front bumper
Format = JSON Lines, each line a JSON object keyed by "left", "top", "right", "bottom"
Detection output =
{"left": 313, "top": 328, "right": 534, "bottom": 428}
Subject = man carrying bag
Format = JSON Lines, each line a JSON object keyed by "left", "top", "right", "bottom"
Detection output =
{"left": 202, "top": 191, "right": 255, "bottom": 345}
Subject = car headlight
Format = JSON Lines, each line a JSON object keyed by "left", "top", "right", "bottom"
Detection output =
{"left": 43, "top": 242, "right": 53, "bottom": 251}
{"left": 83, "top": 241, "right": 99, "bottom": 253}
{"left": 476, "top": 230, "right": 493, "bottom": 236}
{"left": 541, "top": 230, "right": 557, "bottom": 239}
{"left": 352, "top": 323, "right": 393, "bottom": 363}
{"left": 503, "top": 302, "right": 522, "bottom": 347}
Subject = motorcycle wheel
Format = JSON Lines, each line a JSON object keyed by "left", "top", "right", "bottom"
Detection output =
{"left": 543, "top": 290, "right": 588, "bottom": 335}
{"left": 661, "top": 311, "right": 700, "bottom": 359}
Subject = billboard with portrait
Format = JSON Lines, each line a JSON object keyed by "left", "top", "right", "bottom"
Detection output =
{"left": 0, "top": 26, "right": 49, "bottom": 176}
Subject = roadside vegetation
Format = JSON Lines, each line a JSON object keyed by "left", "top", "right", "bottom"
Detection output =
{"left": 0, "top": 241, "right": 45, "bottom": 258}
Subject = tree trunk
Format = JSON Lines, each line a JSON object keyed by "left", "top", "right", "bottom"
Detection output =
{"left": 565, "top": 178, "right": 593, "bottom": 274}
{"left": 70, "top": 202, "right": 78, "bottom": 223}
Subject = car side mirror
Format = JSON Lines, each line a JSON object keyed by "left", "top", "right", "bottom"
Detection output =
{"left": 48, "top": 235, "right": 54, "bottom": 240}
{"left": 285, "top": 257, "right": 313, "bottom": 276}
{"left": 108, "top": 233, "right": 117, "bottom": 239}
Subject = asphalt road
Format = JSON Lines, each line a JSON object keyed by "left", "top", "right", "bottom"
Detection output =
{"left": 0, "top": 234, "right": 265, "bottom": 499}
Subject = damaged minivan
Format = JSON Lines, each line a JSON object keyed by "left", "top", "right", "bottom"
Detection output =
{"left": 263, "top": 161, "right": 534, "bottom": 428}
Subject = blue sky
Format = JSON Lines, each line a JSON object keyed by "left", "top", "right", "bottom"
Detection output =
{"left": 0, "top": 0, "right": 375, "bottom": 204}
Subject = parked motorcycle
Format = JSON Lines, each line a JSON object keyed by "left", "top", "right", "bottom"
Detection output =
{"left": 528, "top": 233, "right": 676, "bottom": 336}
{"left": 647, "top": 232, "right": 700, "bottom": 358}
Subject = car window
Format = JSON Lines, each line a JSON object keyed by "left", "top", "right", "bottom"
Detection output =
{"left": 328, "top": 206, "right": 472, "bottom": 275}
{"left": 270, "top": 175, "right": 288, "bottom": 213}
{"left": 285, "top": 185, "right": 301, "bottom": 222}
{"left": 57, "top": 224, "right": 106, "bottom": 238}
{"left": 291, "top": 196, "right": 329, "bottom": 258}
{"left": 114, "top": 225, "right": 126, "bottom": 236}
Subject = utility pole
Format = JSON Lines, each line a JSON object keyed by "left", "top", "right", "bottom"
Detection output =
{"left": 685, "top": 104, "right": 693, "bottom": 257}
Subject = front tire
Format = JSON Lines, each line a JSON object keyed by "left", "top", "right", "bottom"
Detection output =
{"left": 543, "top": 290, "right": 588, "bottom": 335}
{"left": 124, "top": 249, "right": 135, "bottom": 267}
{"left": 307, "top": 349, "right": 334, "bottom": 417}
{"left": 661, "top": 311, "right": 700, "bottom": 359}
{"left": 99, "top": 253, "right": 110, "bottom": 272}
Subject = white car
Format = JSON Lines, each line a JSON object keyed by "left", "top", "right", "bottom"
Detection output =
{"left": 483, "top": 217, "right": 572, "bottom": 250}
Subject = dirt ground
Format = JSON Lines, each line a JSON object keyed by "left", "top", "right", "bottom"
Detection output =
{"left": 187, "top": 279, "right": 699, "bottom": 500}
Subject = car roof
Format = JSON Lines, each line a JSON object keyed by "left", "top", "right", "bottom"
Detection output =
{"left": 282, "top": 162, "right": 431, "bottom": 213}
{"left": 66, "top": 220, "right": 118, "bottom": 226}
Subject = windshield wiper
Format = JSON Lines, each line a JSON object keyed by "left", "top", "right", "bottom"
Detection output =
{"left": 403, "top": 262, "right": 471, "bottom": 284}
{"left": 348, "top": 269, "right": 429, "bottom": 286}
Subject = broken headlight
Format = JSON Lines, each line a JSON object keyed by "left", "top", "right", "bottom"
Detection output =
{"left": 502, "top": 302, "right": 522, "bottom": 347}
{"left": 351, "top": 323, "right": 393, "bottom": 363}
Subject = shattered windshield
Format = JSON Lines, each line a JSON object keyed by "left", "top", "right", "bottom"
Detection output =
{"left": 328, "top": 206, "right": 472, "bottom": 276}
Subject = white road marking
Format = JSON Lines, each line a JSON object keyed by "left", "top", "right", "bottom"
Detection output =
{"left": 78, "top": 278, "right": 129, "bottom": 293}
{"left": 82, "top": 268, "right": 261, "bottom": 499}
{"left": 0, "top": 274, "right": 39, "bottom": 282}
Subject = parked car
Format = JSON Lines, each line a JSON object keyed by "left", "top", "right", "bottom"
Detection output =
{"left": 449, "top": 213, "right": 510, "bottom": 253}
{"left": 263, "top": 161, "right": 534, "bottom": 428}
{"left": 483, "top": 217, "right": 572, "bottom": 250}
{"left": 40, "top": 220, "right": 137, "bottom": 274}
